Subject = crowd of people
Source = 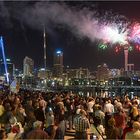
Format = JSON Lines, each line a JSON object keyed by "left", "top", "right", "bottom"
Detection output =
{"left": 0, "top": 88, "right": 140, "bottom": 140}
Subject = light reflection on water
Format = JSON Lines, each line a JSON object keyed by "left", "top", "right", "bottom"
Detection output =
{"left": 76, "top": 90, "right": 139, "bottom": 99}
{"left": 77, "top": 91, "right": 109, "bottom": 98}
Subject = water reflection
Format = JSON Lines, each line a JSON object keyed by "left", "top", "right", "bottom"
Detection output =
{"left": 76, "top": 90, "right": 140, "bottom": 99}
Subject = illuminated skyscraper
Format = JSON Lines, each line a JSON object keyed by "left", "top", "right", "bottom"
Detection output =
{"left": 23, "top": 56, "right": 34, "bottom": 77}
{"left": 96, "top": 63, "right": 109, "bottom": 81}
{"left": 0, "top": 59, "right": 14, "bottom": 82}
{"left": 53, "top": 50, "right": 63, "bottom": 77}
{"left": 66, "top": 68, "right": 90, "bottom": 79}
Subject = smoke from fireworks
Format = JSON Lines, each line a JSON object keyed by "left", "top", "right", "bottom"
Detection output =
{"left": 6, "top": 2, "right": 130, "bottom": 45}
{"left": 1, "top": 2, "right": 140, "bottom": 49}
{"left": 20, "top": 2, "right": 140, "bottom": 47}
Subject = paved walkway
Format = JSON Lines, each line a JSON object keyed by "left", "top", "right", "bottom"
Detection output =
{"left": 64, "top": 129, "right": 91, "bottom": 140}
{"left": 64, "top": 135, "right": 75, "bottom": 140}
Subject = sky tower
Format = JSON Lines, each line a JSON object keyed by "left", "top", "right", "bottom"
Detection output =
{"left": 44, "top": 27, "right": 47, "bottom": 70}
{"left": 124, "top": 45, "right": 128, "bottom": 72}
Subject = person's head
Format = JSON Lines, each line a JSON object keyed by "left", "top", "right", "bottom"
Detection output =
{"left": 55, "top": 96, "right": 61, "bottom": 103}
{"left": 33, "top": 121, "right": 42, "bottom": 129}
{"left": 76, "top": 109, "right": 81, "bottom": 115}
{"left": 9, "top": 116, "right": 17, "bottom": 125}
{"left": 132, "top": 99, "right": 138, "bottom": 105}
{"left": 94, "top": 116, "right": 101, "bottom": 126}
{"left": 108, "top": 117, "right": 115, "bottom": 127}
{"left": 80, "top": 109, "right": 87, "bottom": 117}
{"left": 89, "top": 97, "right": 93, "bottom": 102}
{"left": 105, "top": 101, "right": 108, "bottom": 104}
{"left": 27, "top": 99, "right": 32, "bottom": 106}
{"left": 133, "top": 121, "right": 140, "bottom": 131}
{"left": 66, "top": 99, "right": 70, "bottom": 104}
{"left": 97, "top": 105, "right": 102, "bottom": 110}
{"left": 18, "top": 103, "right": 22, "bottom": 108}
{"left": 28, "top": 111, "right": 35, "bottom": 118}
{"left": 117, "top": 98, "right": 121, "bottom": 102}
{"left": 117, "top": 106, "right": 123, "bottom": 113}
{"left": 108, "top": 100, "right": 111, "bottom": 104}
{"left": 114, "top": 100, "right": 118, "bottom": 105}
{"left": 95, "top": 98, "right": 100, "bottom": 104}
{"left": 34, "top": 101, "right": 39, "bottom": 108}
{"left": 4, "top": 103, "right": 12, "bottom": 111}
{"left": 135, "top": 96, "right": 138, "bottom": 99}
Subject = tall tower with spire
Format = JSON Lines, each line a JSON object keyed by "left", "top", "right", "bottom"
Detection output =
{"left": 44, "top": 27, "right": 47, "bottom": 70}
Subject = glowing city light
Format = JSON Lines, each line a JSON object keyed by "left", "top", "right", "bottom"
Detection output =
{"left": 6, "top": 59, "right": 10, "bottom": 62}
{"left": 56, "top": 50, "right": 62, "bottom": 54}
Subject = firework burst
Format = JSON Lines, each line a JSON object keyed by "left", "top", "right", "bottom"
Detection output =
{"left": 129, "top": 22, "right": 140, "bottom": 44}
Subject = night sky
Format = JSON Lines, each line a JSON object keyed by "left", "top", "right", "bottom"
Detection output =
{"left": 1, "top": 1, "right": 140, "bottom": 71}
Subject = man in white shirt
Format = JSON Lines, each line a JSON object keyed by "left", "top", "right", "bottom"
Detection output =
{"left": 104, "top": 100, "right": 114, "bottom": 114}
{"left": 87, "top": 97, "right": 95, "bottom": 122}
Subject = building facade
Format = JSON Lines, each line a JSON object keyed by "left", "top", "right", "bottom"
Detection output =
{"left": 0, "top": 59, "right": 14, "bottom": 82}
{"left": 53, "top": 50, "right": 63, "bottom": 78}
{"left": 66, "top": 67, "right": 90, "bottom": 79}
{"left": 38, "top": 68, "right": 52, "bottom": 79}
{"left": 96, "top": 63, "right": 110, "bottom": 81}
{"left": 109, "top": 69, "right": 121, "bottom": 78}
{"left": 23, "top": 56, "right": 34, "bottom": 77}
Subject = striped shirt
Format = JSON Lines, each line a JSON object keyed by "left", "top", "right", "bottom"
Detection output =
{"left": 74, "top": 115, "right": 90, "bottom": 132}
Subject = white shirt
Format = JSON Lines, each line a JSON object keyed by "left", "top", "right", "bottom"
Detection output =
{"left": 87, "top": 101, "right": 95, "bottom": 113}
{"left": 104, "top": 103, "right": 114, "bottom": 113}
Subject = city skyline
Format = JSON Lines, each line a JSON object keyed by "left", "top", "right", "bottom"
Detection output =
{"left": 1, "top": 1, "right": 140, "bottom": 70}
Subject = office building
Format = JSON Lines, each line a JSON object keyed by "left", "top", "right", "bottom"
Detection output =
{"left": 53, "top": 50, "right": 63, "bottom": 78}
{"left": 66, "top": 67, "right": 90, "bottom": 79}
{"left": 0, "top": 59, "right": 14, "bottom": 82}
{"left": 96, "top": 63, "right": 110, "bottom": 81}
{"left": 23, "top": 56, "right": 34, "bottom": 77}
